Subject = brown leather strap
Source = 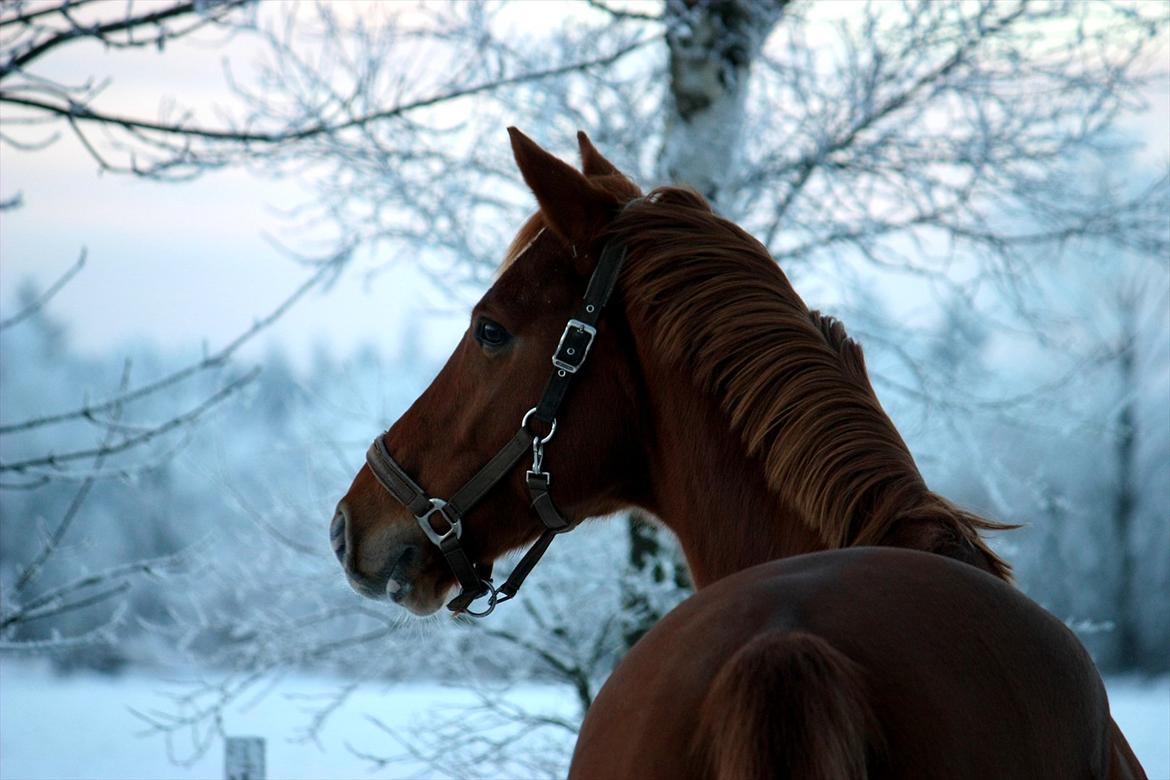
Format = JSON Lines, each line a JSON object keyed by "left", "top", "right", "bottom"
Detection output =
{"left": 366, "top": 437, "right": 433, "bottom": 517}
{"left": 526, "top": 471, "right": 570, "bottom": 531}
{"left": 534, "top": 241, "right": 629, "bottom": 424}
{"left": 448, "top": 429, "right": 534, "bottom": 518}
{"left": 491, "top": 472, "right": 574, "bottom": 599}
{"left": 497, "top": 529, "right": 558, "bottom": 600}
{"left": 439, "top": 534, "right": 490, "bottom": 610}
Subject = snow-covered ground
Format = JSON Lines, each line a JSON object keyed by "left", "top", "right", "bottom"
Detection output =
{"left": 0, "top": 661, "right": 578, "bottom": 780}
{"left": 1, "top": 660, "right": 1167, "bottom": 779}
{"left": 1110, "top": 675, "right": 1170, "bottom": 778}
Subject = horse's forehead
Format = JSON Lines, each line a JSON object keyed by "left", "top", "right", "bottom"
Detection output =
{"left": 506, "top": 226, "right": 545, "bottom": 268}
{"left": 487, "top": 232, "right": 576, "bottom": 312}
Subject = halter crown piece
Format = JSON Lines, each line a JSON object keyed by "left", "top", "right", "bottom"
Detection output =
{"left": 365, "top": 228, "right": 631, "bottom": 617}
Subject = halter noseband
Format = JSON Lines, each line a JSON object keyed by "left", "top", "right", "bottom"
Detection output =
{"left": 365, "top": 235, "right": 629, "bottom": 618}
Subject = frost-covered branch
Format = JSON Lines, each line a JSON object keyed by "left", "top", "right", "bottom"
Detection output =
{"left": 0, "top": 367, "right": 258, "bottom": 475}
{"left": 0, "top": 248, "right": 345, "bottom": 437}
{"left": 11, "top": 358, "right": 131, "bottom": 593}
{"left": 0, "top": 0, "right": 249, "bottom": 77}
{"left": 0, "top": 1, "right": 658, "bottom": 179}
{"left": 353, "top": 691, "right": 578, "bottom": 780}
{"left": 0, "top": 249, "right": 85, "bottom": 331}
{"left": 741, "top": 0, "right": 1169, "bottom": 282}
{"left": 583, "top": 0, "right": 661, "bottom": 24}
{"left": 0, "top": 548, "right": 191, "bottom": 644}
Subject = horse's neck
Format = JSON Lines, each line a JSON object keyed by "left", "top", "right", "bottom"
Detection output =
{"left": 637, "top": 369, "right": 824, "bottom": 586}
{"left": 631, "top": 324, "right": 944, "bottom": 589}
{"left": 610, "top": 198, "right": 1007, "bottom": 582}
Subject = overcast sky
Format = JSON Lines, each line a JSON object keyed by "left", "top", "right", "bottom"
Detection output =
{"left": 1, "top": 3, "right": 1166, "bottom": 372}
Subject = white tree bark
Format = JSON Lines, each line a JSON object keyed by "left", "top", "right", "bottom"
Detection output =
{"left": 659, "top": 0, "right": 787, "bottom": 209}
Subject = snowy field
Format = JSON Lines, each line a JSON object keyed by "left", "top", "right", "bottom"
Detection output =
{"left": 1, "top": 660, "right": 1167, "bottom": 780}
{"left": 0, "top": 661, "right": 578, "bottom": 780}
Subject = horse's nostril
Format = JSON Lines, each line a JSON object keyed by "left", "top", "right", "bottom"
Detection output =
{"left": 331, "top": 506, "right": 347, "bottom": 563}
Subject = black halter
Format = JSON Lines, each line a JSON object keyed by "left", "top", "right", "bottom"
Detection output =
{"left": 365, "top": 236, "right": 628, "bottom": 617}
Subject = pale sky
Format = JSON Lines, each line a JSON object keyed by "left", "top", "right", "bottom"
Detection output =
{"left": 0, "top": 136, "right": 465, "bottom": 369}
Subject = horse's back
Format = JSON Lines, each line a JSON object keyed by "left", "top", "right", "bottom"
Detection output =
{"left": 570, "top": 547, "right": 1115, "bottom": 780}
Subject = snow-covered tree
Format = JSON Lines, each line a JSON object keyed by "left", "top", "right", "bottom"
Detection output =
{"left": 2, "top": 1, "right": 1168, "bottom": 774}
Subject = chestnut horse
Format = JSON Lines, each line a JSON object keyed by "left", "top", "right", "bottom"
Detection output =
{"left": 332, "top": 129, "right": 1144, "bottom": 778}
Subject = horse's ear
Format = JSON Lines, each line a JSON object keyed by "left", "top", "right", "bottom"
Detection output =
{"left": 508, "top": 127, "right": 614, "bottom": 250}
{"left": 577, "top": 131, "right": 620, "bottom": 177}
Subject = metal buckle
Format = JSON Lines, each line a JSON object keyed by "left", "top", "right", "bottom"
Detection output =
{"left": 551, "top": 319, "right": 597, "bottom": 374}
{"left": 416, "top": 498, "right": 461, "bottom": 546}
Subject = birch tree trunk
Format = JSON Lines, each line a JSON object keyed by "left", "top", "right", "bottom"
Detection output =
{"left": 658, "top": 0, "right": 788, "bottom": 209}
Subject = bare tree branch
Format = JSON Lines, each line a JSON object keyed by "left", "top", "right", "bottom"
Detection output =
{"left": 0, "top": 249, "right": 345, "bottom": 436}
{"left": 0, "top": 0, "right": 250, "bottom": 78}
{"left": 0, "top": 548, "right": 191, "bottom": 638}
{"left": 583, "top": 0, "right": 661, "bottom": 23}
{"left": 0, "top": 366, "right": 258, "bottom": 474}
{"left": 0, "top": 1, "right": 106, "bottom": 30}
{"left": 1, "top": 10, "right": 659, "bottom": 179}
{"left": 0, "top": 248, "right": 85, "bottom": 331}
{"left": 12, "top": 358, "right": 131, "bottom": 592}
{"left": 0, "top": 602, "right": 130, "bottom": 653}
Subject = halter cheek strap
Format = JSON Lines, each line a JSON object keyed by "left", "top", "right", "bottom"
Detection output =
{"left": 365, "top": 236, "right": 629, "bottom": 617}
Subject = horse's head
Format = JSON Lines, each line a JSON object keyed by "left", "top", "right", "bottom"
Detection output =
{"left": 332, "top": 129, "right": 646, "bottom": 615}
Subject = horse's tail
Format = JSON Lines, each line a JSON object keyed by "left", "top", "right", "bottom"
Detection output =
{"left": 699, "top": 630, "right": 876, "bottom": 780}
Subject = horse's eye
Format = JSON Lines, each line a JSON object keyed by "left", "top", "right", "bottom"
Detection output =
{"left": 474, "top": 318, "right": 512, "bottom": 349}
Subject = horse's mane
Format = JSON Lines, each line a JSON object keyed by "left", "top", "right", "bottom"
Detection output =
{"left": 608, "top": 187, "right": 1011, "bottom": 580}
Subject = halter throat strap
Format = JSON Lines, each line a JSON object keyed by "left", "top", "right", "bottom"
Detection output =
{"left": 365, "top": 236, "right": 629, "bottom": 617}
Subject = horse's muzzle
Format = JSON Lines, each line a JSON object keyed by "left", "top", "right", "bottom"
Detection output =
{"left": 332, "top": 501, "right": 432, "bottom": 606}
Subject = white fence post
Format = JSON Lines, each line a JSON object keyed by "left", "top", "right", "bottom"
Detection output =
{"left": 224, "top": 736, "right": 266, "bottom": 780}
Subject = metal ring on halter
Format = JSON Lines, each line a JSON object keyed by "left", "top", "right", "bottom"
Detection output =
{"left": 460, "top": 580, "right": 506, "bottom": 618}
{"left": 521, "top": 407, "right": 557, "bottom": 445}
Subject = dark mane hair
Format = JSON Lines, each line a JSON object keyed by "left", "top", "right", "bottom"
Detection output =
{"left": 609, "top": 187, "right": 1011, "bottom": 579}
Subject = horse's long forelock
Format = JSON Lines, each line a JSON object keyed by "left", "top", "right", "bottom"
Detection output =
{"left": 611, "top": 187, "right": 1010, "bottom": 578}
